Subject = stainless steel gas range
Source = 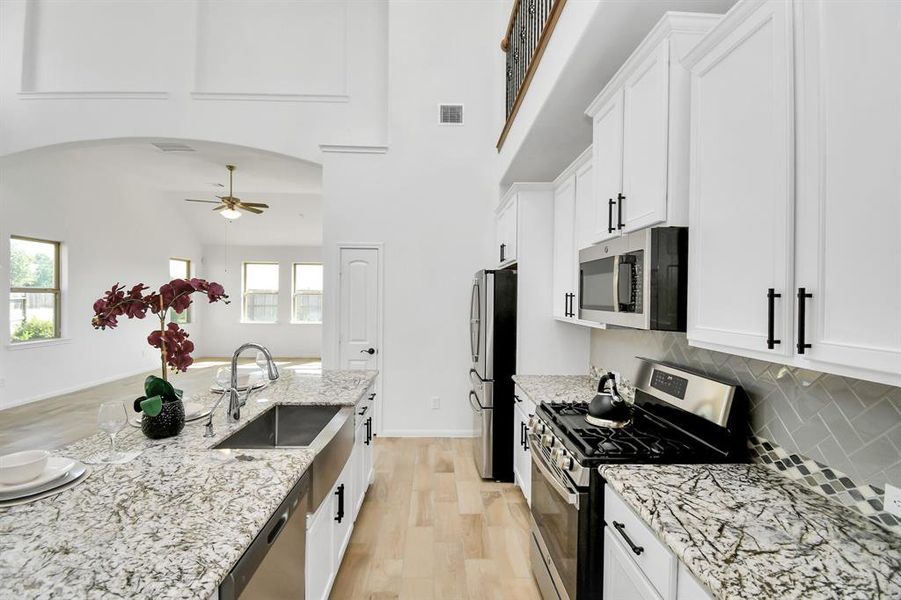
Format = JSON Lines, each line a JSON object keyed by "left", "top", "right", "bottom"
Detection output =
{"left": 527, "top": 359, "right": 745, "bottom": 600}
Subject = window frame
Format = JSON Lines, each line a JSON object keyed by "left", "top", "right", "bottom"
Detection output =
{"left": 168, "top": 257, "right": 192, "bottom": 324}
{"left": 9, "top": 235, "right": 62, "bottom": 343}
{"left": 291, "top": 262, "right": 323, "bottom": 325}
{"left": 242, "top": 261, "right": 280, "bottom": 324}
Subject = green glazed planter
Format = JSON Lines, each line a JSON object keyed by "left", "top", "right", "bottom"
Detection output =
{"left": 141, "top": 399, "right": 185, "bottom": 440}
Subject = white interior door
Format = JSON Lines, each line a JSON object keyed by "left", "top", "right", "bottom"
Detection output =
{"left": 621, "top": 39, "right": 670, "bottom": 233}
{"left": 687, "top": 0, "right": 795, "bottom": 358}
{"left": 339, "top": 247, "right": 380, "bottom": 370}
{"left": 795, "top": 0, "right": 901, "bottom": 378}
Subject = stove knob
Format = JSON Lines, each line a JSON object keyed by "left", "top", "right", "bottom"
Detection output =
{"left": 541, "top": 434, "right": 555, "bottom": 448}
{"left": 556, "top": 451, "right": 574, "bottom": 471}
{"left": 528, "top": 416, "right": 542, "bottom": 431}
{"left": 534, "top": 422, "right": 546, "bottom": 435}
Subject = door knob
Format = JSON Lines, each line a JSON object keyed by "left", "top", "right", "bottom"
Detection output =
{"left": 360, "top": 348, "right": 376, "bottom": 355}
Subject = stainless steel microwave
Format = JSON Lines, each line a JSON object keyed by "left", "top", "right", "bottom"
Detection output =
{"left": 579, "top": 227, "right": 688, "bottom": 331}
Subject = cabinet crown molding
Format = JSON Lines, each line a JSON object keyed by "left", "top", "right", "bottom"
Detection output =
{"left": 552, "top": 145, "right": 593, "bottom": 186}
{"left": 585, "top": 11, "right": 722, "bottom": 117}
{"left": 683, "top": 0, "right": 774, "bottom": 70}
{"left": 498, "top": 182, "right": 554, "bottom": 212}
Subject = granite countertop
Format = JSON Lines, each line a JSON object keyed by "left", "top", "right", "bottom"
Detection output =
{"left": 600, "top": 463, "right": 901, "bottom": 600}
{"left": 0, "top": 368, "right": 377, "bottom": 600}
{"left": 512, "top": 374, "right": 598, "bottom": 405}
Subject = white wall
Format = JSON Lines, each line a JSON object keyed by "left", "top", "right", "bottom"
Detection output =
{"left": 198, "top": 245, "right": 322, "bottom": 359}
{"left": 0, "top": 0, "right": 389, "bottom": 162}
{"left": 0, "top": 148, "right": 202, "bottom": 408}
{"left": 321, "top": 0, "right": 506, "bottom": 436}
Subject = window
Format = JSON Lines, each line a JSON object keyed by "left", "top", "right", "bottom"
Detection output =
{"left": 169, "top": 258, "right": 191, "bottom": 324}
{"left": 243, "top": 262, "right": 279, "bottom": 323}
{"left": 9, "top": 236, "right": 60, "bottom": 343}
{"left": 293, "top": 263, "right": 323, "bottom": 324}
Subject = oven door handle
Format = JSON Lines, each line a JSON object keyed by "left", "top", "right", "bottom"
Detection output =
{"left": 612, "top": 255, "right": 621, "bottom": 313}
{"left": 529, "top": 439, "right": 580, "bottom": 509}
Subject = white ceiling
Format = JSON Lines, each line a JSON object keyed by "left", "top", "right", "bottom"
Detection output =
{"left": 14, "top": 138, "right": 324, "bottom": 246}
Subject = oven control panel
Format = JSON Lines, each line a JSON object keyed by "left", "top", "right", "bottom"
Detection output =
{"left": 650, "top": 369, "right": 688, "bottom": 400}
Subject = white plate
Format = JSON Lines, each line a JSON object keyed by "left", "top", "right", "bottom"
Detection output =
{"left": 0, "top": 457, "right": 76, "bottom": 494}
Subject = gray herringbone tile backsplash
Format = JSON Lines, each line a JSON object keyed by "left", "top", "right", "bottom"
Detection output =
{"left": 589, "top": 329, "right": 901, "bottom": 489}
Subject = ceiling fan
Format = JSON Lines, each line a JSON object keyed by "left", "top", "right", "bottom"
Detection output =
{"left": 184, "top": 164, "right": 268, "bottom": 220}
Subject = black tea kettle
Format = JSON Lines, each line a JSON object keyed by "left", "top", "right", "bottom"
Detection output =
{"left": 586, "top": 372, "right": 632, "bottom": 428}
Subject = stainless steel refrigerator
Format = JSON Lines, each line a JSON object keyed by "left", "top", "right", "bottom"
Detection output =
{"left": 468, "top": 269, "right": 516, "bottom": 481}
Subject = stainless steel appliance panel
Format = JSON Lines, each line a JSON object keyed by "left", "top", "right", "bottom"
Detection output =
{"left": 530, "top": 451, "right": 581, "bottom": 600}
{"left": 220, "top": 471, "right": 311, "bottom": 599}
{"left": 470, "top": 393, "right": 494, "bottom": 479}
{"left": 470, "top": 271, "right": 495, "bottom": 381}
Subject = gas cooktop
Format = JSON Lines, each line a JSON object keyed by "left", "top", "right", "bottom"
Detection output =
{"left": 536, "top": 401, "right": 715, "bottom": 465}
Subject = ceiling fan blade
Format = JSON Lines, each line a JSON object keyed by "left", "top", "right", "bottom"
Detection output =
{"left": 238, "top": 204, "right": 264, "bottom": 215}
{"left": 240, "top": 202, "right": 270, "bottom": 208}
{"left": 184, "top": 198, "right": 221, "bottom": 204}
{"left": 213, "top": 205, "right": 228, "bottom": 211}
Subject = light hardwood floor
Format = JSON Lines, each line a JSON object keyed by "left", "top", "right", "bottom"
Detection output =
{"left": 330, "top": 437, "right": 541, "bottom": 600}
{"left": 0, "top": 357, "right": 319, "bottom": 454}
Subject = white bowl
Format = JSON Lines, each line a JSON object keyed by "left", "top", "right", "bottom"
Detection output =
{"left": 0, "top": 450, "right": 50, "bottom": 485}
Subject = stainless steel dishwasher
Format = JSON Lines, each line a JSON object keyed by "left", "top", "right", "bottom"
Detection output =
{"left": 219, "top": 470, "right": 311, "bottom": 599}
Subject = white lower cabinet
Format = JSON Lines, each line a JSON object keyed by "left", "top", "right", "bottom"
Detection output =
{"left": 604, "top": 529, "right": 664, "bottom": 600}
{"left": 605, "top": 486, "right": 713, "bottom": 600}
{"left": 305, "top": 489, "right": 336, "bottom": 600}
{"left": 676, "top": 564, "right": 713, "bottom": 600}
{"left": 306, "top": 392, "right": 376, "bottom": 600}
{"left": 512, "top": 387, "right": 535, "bottom": 504}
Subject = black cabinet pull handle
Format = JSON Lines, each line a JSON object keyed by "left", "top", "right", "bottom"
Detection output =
{"left": 612, "top": 521, "right": 643, "bottom": 556}
{"left": 500, "top": 243, "right": 506, "bottom": 263}
{"left": 369, "top": 392, "right": 376, "bottom": 400}
{"left": 335, "top": 484, "right": 345, "bottom": 523}
{"left": 766, "top": 288, "right": 782, "bottom": 349}
{"left": 365, "top": 417, "right": 372, "bottom": 445}
{"left": 608, "top": 199, "right": 615, "bottom": 234}
{"left": 564, "top": 292, "right": 569, "bottom": 317}
{"left": 520, "top": 422, "right": 525, "bottom": 449}
{"left": 797, "top": 288, "right": 813, "bottom": 354}
{"left": 514, "top": 394, "right": 522, "bottom": 403}
{"left": 616, "top": 193, "right": 625, "bottom": 230}
{"left": 358, "top": 406, "right": 368, "bottom": 416}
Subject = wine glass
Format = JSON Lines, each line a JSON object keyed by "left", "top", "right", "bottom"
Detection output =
{"left": 256, "top": 351, "right": 271, "bottom": 378}
{"left": 97, "top": 401, "right": 127, "bottom": 462}
{"left": 215, "top": 367, "right": 232, "bottom": 391}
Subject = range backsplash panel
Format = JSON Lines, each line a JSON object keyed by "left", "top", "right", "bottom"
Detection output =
{"left": 589, "top": 329, "right": 901, "bottom": 491}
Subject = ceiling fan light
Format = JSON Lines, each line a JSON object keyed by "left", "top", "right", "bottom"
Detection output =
{"left": 220, "top": 208, "right": 242, "bottom": 220}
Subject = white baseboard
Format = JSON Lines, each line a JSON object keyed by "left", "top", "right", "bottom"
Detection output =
{"left": 379, "top": 429, "right": 478, "bottom": 438}
{"left": 0, "top": 365, "right": 155, "bottom": 411}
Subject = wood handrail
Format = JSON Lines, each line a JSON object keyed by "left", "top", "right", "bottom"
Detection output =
{"left": 497, "top": 0, "right": 567, "bottom": 151}
{"left": 501, "top": 0, "right": 523, "bottom": 52}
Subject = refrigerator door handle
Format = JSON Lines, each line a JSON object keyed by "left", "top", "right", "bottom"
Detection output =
{"left": 468, "top": 391, "right": 483, "bottom": 413}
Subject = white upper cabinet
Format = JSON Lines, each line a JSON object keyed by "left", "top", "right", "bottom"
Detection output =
{"left": 685, "top": 0, "right": 795, "bottom": 358}
{"left": 586, "top": 13, "right": 720, "bottom": 245}
{"left": 553, "top": 175, "right": 577, "bottom": 319}
{"left": 590, "top": 92, "right": 624, "bottom": 245}
{"left": 621, "top": 39, "right": 670, "bottom": 233}
{"left": 794, "top": 0, "right": 901, "bottom": 378}
{"left": 686, "top": 0, "right": 901, "bottom": 386}
{"left": 496, "top": 194, "right": 518, "bottom": 266}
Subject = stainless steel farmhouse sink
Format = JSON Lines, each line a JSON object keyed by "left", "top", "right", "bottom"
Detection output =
{"left": 213, "top": 405, "right": 343, "bottom": 449}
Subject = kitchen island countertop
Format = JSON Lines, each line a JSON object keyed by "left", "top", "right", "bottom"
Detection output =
{"left": 600, "top": 463, "right": 901, "bottom": 600}
{"left": 0, "top": 368, "right": 377, "bottom": 600}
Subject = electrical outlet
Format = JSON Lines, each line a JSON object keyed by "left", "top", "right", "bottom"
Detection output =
{"left": 885, "top": 484, "right": 901, "bottom": 518}
{"left": 431, "top": 396, "right": 440, "bottom": 410}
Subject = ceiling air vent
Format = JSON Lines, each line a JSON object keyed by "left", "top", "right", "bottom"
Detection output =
{"left": 439, "top": 104, "right": 464, "bottom": 125}
{"left": 151, "top": 142, "right": 195, "bottom": 152}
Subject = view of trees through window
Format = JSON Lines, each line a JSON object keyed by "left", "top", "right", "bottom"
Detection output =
{"left": 9, "top": 236, "right": 60, "bottom": 342}
{"left": 293, "top": 264, "right": 323, "bottom": 324}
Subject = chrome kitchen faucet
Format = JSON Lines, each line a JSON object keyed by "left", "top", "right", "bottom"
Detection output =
{"left": 227, "top": 343, "right": 280, "bottom": 423}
